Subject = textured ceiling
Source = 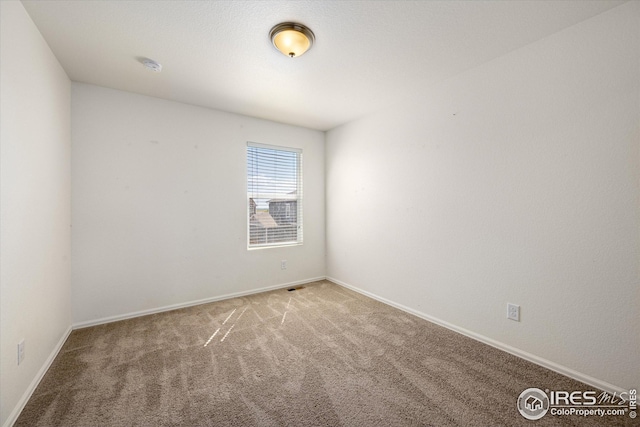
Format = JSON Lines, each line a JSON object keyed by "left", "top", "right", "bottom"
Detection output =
{"left": 22, "top": 0, "right": 624, "bottom": 131}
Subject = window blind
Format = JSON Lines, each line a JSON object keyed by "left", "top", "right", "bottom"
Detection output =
{"left": 247, "top": 142, "right": 303, "bottom": 248}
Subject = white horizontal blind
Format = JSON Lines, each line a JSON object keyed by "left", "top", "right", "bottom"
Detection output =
{"left": 247, "top": 142, "right": 303, "bottom": 248}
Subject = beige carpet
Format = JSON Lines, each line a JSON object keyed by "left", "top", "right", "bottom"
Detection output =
{"left": 15, "top": 280, "right": 631, "bottom": 426}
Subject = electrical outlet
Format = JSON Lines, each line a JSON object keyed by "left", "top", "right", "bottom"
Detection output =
{"left": 18, "top": 339, "right": 25, "bottom": 365}
{"left": 281, "top": 260, "right": 287, "bottom": 270}
{"left": 507, "top": 303, "right": 520, "bottom": 322}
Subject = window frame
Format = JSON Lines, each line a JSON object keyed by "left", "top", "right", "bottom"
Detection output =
{"left": 246, "top": 141, "right": 303, "bottom": 250}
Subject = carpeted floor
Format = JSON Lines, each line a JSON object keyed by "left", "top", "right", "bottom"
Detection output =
{"left": 15, "top": 280, "right": 632, "bottom": 426}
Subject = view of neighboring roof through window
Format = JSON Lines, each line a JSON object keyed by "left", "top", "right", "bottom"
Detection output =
{"left": 247, "top": 142, "right": 303, "bottom": 248}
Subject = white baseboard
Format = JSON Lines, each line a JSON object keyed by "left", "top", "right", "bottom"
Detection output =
{"left": 72, "top": 277, "right": 326, "bottom": 329}
{"left": 3, "top": 325, "right": 72, "bottom": 427}
{"left": 327, "top": 276, "right": 626, "bottom": 396}
{"left": 6, "top": 277, "right": 325, "bottom": 426}
{"left": 8, "top": 275, "right": 623, "bottom": 427}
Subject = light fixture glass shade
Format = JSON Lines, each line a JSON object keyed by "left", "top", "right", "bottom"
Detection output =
{"left": 270, "top": 23, "right": 315, "bottom": 58}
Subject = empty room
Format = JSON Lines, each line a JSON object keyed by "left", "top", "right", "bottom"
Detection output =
{"left": 1, "top": 0, "right": 638, "bottom": 426}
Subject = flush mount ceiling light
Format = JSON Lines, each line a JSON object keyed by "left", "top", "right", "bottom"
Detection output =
{"left": 269, "top": 22, "right": 315, "bottom": 58}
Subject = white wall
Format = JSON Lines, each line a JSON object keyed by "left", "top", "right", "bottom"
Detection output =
{"left": 71, "top": 84, "right": 325, "bottom": 324}
{"left": 0, "top": 2, "right": 72, "bottom": 426}
{"left": 326, "top": 2, "right": 639, "bottom": 391}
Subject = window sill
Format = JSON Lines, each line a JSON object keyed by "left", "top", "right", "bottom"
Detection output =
{"left": 247, "top": 242, "right": 303, "bottom": 251}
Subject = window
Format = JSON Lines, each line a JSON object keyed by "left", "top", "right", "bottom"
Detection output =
{"left": 247, "top": 142, "right": 302, "bottom": 248}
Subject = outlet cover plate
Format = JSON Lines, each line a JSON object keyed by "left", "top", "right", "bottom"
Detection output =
{"left": 18, "top": 339, "right": 25, "bottom": 365}
{"left": 507, "top": 303, "right": 520, "bottom": 321}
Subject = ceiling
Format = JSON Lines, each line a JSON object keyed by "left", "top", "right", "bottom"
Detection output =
{"left": 22, "top": 0, "right": 624, "bottom": 131}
